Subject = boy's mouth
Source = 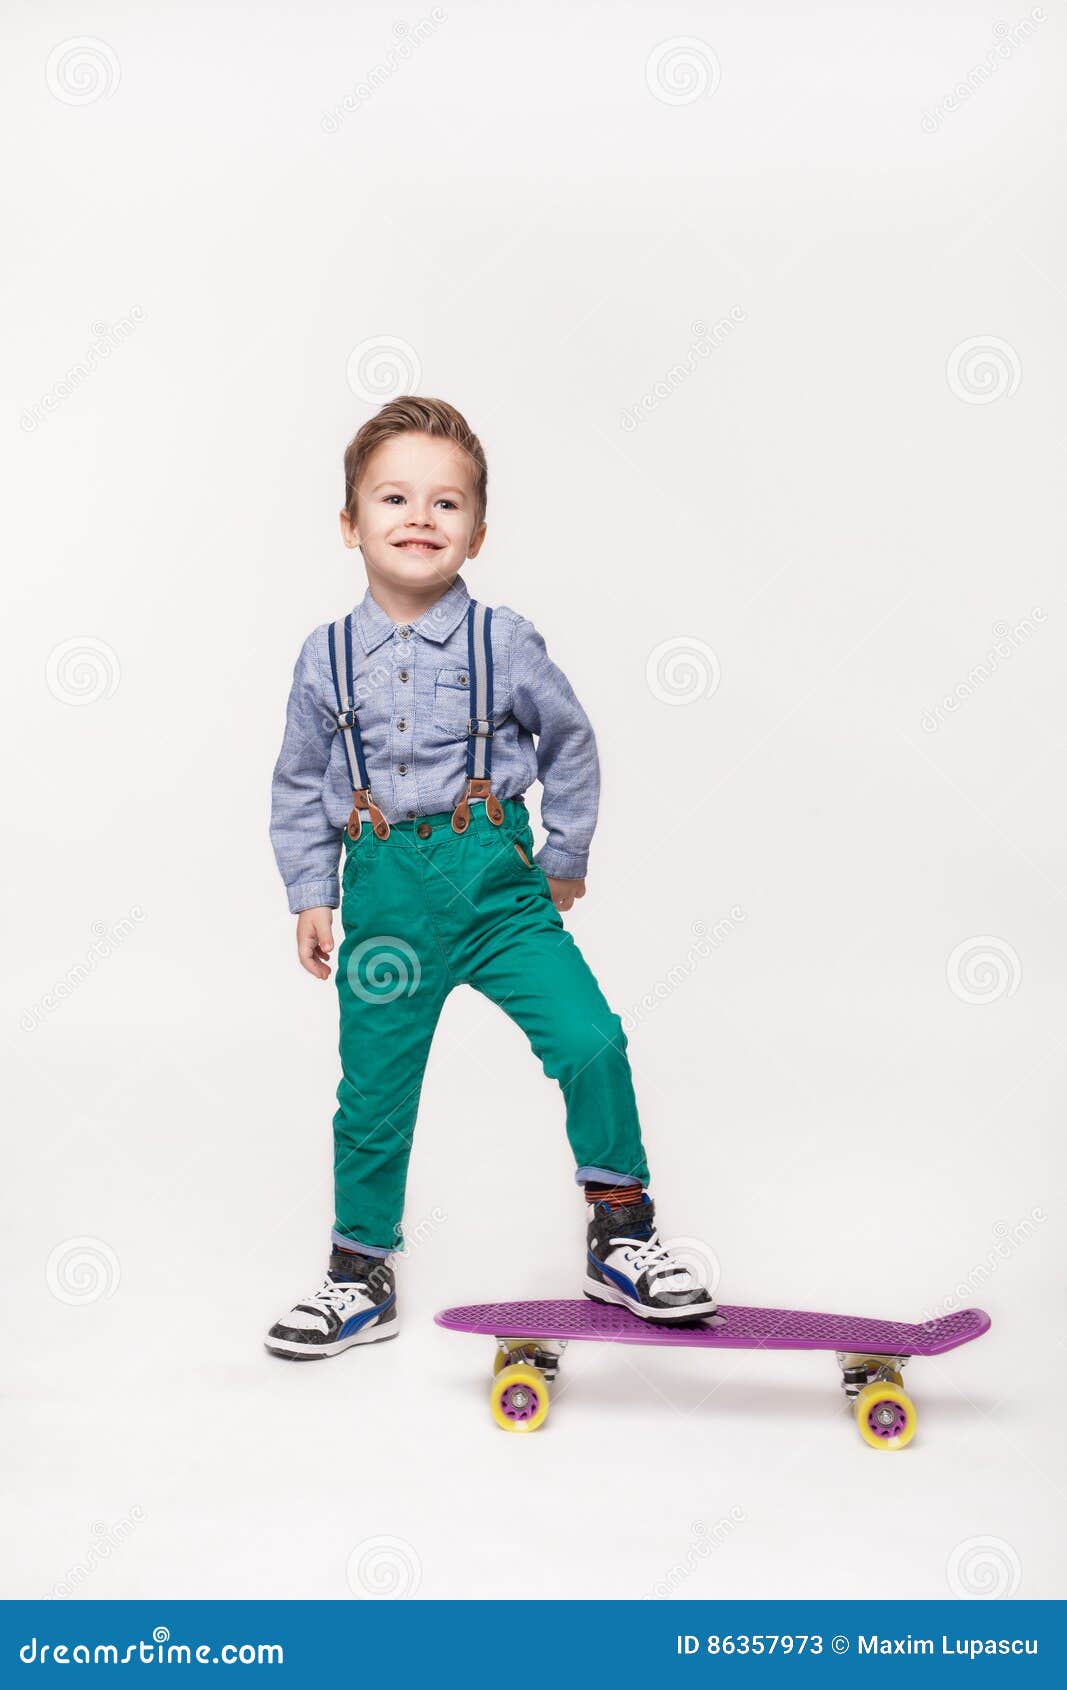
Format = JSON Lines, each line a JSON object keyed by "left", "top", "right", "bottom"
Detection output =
{"left": 394, "top": 538, "right": 445, "bottom": 556}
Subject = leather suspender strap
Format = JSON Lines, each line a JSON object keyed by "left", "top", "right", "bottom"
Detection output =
{"left": 328, "top": 615, "right": 390, "bottom": 842}
{"left": 452, "top": 600, "right": 503, "bottom": 833}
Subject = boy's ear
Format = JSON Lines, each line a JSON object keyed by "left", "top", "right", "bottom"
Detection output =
{"left": 467, "top": 522, "right": 487, "bottom": 559}
{"left": 339, "top": 509, "right": 361, "bottom": 550}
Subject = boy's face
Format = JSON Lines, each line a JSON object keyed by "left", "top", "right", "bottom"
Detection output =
{"left": 340, "top": 431, "right": 486, "bottom": 589}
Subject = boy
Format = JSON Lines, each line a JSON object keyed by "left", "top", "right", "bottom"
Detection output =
{"left": 266, "top": 397, "right": 715, "bottom": 1357}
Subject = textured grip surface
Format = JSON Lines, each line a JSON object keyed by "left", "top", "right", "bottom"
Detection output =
{"left": 435, "top": 1300, "right": 991, "bottom": 1355}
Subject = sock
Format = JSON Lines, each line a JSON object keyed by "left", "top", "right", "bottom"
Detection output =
{"left": 329, "top": 1245, "right": 389, "bottom": 1288}
{"left": 584, "top": 1181, "right": 646, "bottom": 1210}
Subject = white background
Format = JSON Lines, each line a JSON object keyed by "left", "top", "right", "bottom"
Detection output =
{"left": 3, "top": 0, "right": 1064, "bottom": 1602}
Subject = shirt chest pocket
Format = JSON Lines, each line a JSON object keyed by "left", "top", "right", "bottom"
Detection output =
{"left": 432, "top": 667, "right": 472, "bottom": 736}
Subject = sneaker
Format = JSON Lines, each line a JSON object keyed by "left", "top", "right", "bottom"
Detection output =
{"left": 265, "top": 1248, "right": 398, "bottom": 1359}
{"left": 585, "top": 1194, "right": 718, "bottom": 1323}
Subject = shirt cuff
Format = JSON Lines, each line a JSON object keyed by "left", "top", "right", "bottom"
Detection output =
{"left": 534, "top": 844, "right": 588, "bottom": 881}
{"left": 286, "top": 877, "right": 340, "bottom": 915}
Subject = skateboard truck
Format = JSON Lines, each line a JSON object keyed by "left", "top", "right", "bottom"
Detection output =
{"left": 836, "top": 1351, "right": 910, "bottom": 1401}
{"left": 495, "top": 1337, "right": 566, "bottom": 1384}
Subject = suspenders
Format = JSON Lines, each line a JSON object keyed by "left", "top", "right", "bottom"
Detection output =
{"left": 329, "top": 615, "right": 390, "bottom": 842}
{"left": 328, "top": 600, "right": 503, "bottom": 842}
{"left": 451, "top": 600, "right": 504, "bottom": 834}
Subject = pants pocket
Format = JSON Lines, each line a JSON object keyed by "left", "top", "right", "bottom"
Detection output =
{"left": 340, "top": 838, "right": 376, "bottom": 927}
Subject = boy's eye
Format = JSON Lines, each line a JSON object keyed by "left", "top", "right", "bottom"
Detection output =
{"left": 384, "top": 493, "right": 405, "bottom": 505}
{"left": 436, "top": 499, "right": 457, "bottom": 510}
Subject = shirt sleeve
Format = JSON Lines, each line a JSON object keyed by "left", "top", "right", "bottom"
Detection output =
{"left": 270, "top": 629, "right": 343, "bottom": 914}
{"left": 509, "top": 615, "right": 600, "bottom": 880}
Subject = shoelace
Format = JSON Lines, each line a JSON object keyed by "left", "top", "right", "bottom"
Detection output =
{"left": 610, "top": 1228, "right": 691, "bottom": 1286}
{"left": 300, "top": 1277, "right": 367, "bottom": 1316}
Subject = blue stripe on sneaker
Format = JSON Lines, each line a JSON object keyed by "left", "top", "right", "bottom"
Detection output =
{"left": 587, "top": 1253, "right": 637, "bottom": 1298}
{"left": 338, "top": 1293, "right": 396, "bottom": 1340}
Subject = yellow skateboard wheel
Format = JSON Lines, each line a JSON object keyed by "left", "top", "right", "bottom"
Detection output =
{"left": 854, "top": 1380, "right": 917, "bottom": 1450}
{"left": 490, "top": 1363, "right": 550, "bottom": 1433}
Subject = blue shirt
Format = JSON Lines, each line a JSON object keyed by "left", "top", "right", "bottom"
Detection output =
{"left": 270, "top": 577, "right": 600, "bottom": 913}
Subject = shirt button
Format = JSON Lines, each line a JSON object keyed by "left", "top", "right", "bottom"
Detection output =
{"left": 458, "top": 673, "right": 468, "bottom": 685}
{"left": 398, "top": 670, "right": 409, "bottom": 682}
{"left": 406, "top": 810, "right": 416, "bottom": 820}
{"left": 398, "top": 625, "right": 411, "bottom": 638}
{"left": 417, "top": 823, "right": 432, "bottom": 839}
{"left": 398, "top": 764, "right": 409, "bottom": 775}
{"left": 396, "top": 718, "right": 408, "bottom": 730}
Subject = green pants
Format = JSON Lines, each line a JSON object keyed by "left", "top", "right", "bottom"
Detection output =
{"left": 332, "top": 797, "right": 649, "bottom": 1253}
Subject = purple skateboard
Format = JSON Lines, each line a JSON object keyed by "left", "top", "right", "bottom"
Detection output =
{"left": 435, "top": 1299, "right": 991, "bottom": 1448}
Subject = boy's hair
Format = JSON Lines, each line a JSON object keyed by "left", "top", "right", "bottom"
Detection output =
{"left": 342, "top": 396, "right": 488, "bottom": 530}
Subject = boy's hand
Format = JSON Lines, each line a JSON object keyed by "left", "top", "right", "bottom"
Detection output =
{"left": 296, "top": 907, "right": 335, "bottom": 979}
{"left": 547, "top": 876, "right": 586, "bottom": 913}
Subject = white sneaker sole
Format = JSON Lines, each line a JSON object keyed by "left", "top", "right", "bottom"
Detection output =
{"left": 584, "top": 1275, "right": 718, "bottom": 1323}
{"left": 264, "top": 1319, "right": 399, "bottom": 1360}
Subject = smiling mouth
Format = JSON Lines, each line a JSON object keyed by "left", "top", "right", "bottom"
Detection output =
{"left": 394, "top": 539, "right": 445, "bottom": 554}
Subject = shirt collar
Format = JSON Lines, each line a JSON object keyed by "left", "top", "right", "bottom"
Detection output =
{"left": 354, "top": 575, "right": 471, "bottom": 655}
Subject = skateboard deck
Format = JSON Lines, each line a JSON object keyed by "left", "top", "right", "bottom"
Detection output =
{"left": 435, "top": 1299, "right": 991, "bottom": 1448}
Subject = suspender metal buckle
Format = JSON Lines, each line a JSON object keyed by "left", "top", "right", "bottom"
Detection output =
{"left": 451, "top": 601, "right": 504, "bottom": 833}
{"left": 330, "top": 616, "right": 390, "bottom": 843}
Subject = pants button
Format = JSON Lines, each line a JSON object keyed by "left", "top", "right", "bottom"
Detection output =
{"left": 416, "top": 823, "right": 432, "bottom": 839}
